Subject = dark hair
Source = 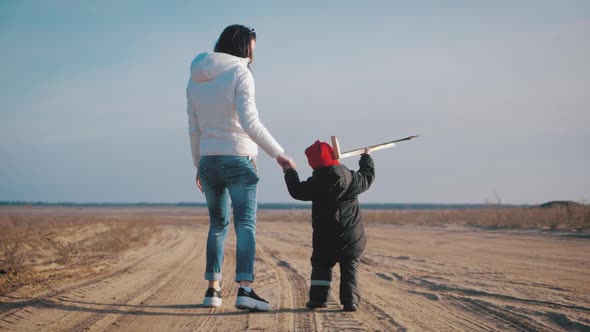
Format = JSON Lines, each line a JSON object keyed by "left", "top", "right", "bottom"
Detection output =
{"left": 214, "top": 24, "right": 257, "bottom": 62}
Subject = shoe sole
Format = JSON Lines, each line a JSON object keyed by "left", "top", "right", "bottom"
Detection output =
{"left": 343, "top": 305, "right": 358, "bottom": 312}
{"left": 235, "top": 296, "right": 271, "bottom": 311}
{"left": 203, "top": 297, "right": 222, "bottom": 308}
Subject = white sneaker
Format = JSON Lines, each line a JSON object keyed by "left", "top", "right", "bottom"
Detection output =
{"left": 235, "top": 287, "right": 271, "bottom": 311}
{"left": 203, "top": 288, "right": 222, "bottom": 307}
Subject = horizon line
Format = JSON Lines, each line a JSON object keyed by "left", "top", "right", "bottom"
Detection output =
{"left": 1, "top": 201, "right": 580, "bottom": 209}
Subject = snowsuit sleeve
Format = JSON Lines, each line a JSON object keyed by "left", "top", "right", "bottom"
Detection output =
{"left": 347, "top": 154, "right": 375, "bottom": 196}
{"left": 284, "top": 169, "right": 316, "bottom": 201}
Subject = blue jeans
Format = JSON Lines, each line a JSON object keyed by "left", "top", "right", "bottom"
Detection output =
{"left": 198, "top": 155, "right": 259, "bottom": 282}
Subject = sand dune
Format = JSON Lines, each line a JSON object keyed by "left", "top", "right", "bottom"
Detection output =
{"left": 1, "top": 208, "right": 589, "bottom": 331}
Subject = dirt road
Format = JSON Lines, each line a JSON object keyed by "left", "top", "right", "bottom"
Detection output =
{"left": 1, "top": 217, "right": 589, "bottom": 331}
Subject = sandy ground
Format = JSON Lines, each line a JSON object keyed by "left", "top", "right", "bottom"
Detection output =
{"left": 1, "top": 211, "right": 589, "bottom": 331}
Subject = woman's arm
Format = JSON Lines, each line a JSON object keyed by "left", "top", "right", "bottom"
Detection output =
{"left": 186, "top": 89, "right": 201, "bottom": 168}
{"left": 235, "top": 69, "right": 285, "bottom": 158}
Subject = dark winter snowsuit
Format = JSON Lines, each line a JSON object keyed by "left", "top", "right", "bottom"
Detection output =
{"left": 284, "top": 154, "right": 375, "bottom": 305}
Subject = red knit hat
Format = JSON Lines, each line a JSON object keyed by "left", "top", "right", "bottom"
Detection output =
{"left": 305, "top": 140, "right": 340, "bottom": 170}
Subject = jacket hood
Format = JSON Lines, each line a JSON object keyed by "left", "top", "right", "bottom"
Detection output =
{"left": 190, "top": 52, "right": 249, "bottom": 82}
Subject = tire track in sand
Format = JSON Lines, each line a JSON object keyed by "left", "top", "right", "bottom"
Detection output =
{"left": 193, "top": 232, "right": 249, "bottom": 332}
{"left": 100, "top": 230, "right": 208, "bottom": 331}
{"left": 258, "top": 243, "right": 315, "bottom": 331}
{"left": 40, "top": 227, "right": 196, "bottom": 331}
{"left": 0, "top": 229, "right": 183, "bottom": 331}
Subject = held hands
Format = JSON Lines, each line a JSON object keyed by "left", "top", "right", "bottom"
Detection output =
{"left": 276, "top": 154, "right": 296, "bottom": 173}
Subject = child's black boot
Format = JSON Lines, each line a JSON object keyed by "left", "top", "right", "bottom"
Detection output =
{"left": 307, "top": 285, "right": 329, "bottom": 309}
{"left": 343, "top": 303, "right": 358, "bottom": 312}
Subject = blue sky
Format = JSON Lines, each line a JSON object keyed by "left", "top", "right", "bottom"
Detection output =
{"left": 1, "top": 1, "right": 589, "bottom": 204}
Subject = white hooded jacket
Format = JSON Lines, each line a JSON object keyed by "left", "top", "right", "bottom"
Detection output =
{"left": 186, "top": 52, "right": 284, "bottom": 168}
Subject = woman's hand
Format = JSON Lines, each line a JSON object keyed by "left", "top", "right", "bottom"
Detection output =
{"left": 196, "top": 173, "right": 203, "bottom": 193}
{"left": 276, "top": 154, "right": 296, "bottom": 172}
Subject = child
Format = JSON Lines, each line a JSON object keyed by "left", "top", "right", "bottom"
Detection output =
{"left": 283, "top": 140, "right": 375, "bottom": 312}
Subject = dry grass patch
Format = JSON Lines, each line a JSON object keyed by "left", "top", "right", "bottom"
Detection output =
{"left": 361, "top": 205, "right": 590, "bottom": 230}
{"left": 0, "top": 211, "right": 160, "bottom": 296}
{"left": 259, "top": 205, "right": 590, "bottom": 231}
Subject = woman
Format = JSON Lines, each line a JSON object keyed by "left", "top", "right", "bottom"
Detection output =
{"left": 186, "top": 24, "right": 294, "bottom": 311}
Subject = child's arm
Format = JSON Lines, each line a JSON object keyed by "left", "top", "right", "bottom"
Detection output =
{"left": 284, "top": 169, "right": 315, "bottom": 201}
{"left": 348, "top": 153, "right": 375, "bottom": 195}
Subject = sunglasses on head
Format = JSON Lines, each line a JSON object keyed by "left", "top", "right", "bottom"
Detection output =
{"left": 232, "top": 27, "right": 256, "bottom": 41}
